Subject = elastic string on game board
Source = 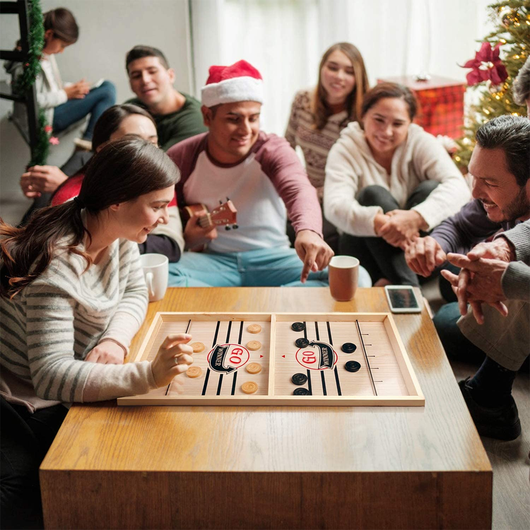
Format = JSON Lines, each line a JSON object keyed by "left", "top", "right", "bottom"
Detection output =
{"left": 216, "top": 320, "right": 234, "bottom": 395}
{"left": 356, "top": 320, "right": 377, "bottom": 396}
{"left": 230, "top": 321, "right": 244, "bottom": 395}
{"left": 201, "top": 320, "right": 220, "bottom": 395}
{"left": 325, "top": 321, "right": 342, "bottom": 396}
{"left": 165, "top": 319, "right": 192, "bottom": 395}
{"left": 314, "top": 322, "right": 328, "bottom": 396}
{"left": 303, "top": 324, "right": 313, "bottom": 395}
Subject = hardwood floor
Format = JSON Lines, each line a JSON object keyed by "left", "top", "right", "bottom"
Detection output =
{"left": 451, "top": 361, "right": 530, "bottom": 530}
{"left": 423, "top": 279, "right": 529, "bottom": 530}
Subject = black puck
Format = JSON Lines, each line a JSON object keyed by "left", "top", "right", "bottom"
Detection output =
{"left": 293, "top": 387, "right": 310, "bottom": 395}
{"left": 345, "top": 361, "right": 361, "bottom": 373}
{"left": 295, "top": 338, "right": 309, "bottom": 348}
{"left": 291, "top": 373, "right": 308, "bottom": 386}
{"left": 291, "top": 322, "right": 305, "bottom": 332}
{"left": 341, "top": 342, "right": 357, "bottom": 353}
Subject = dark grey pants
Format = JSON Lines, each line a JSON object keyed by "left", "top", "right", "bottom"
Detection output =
{"left": 0, "top": 397, "right": 67, "bottom": 529}
{"left": 339, "top": 181, "right": 439, "bottom": 285}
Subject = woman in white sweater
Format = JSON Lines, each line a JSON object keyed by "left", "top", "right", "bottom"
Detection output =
{"left": 324, "top": 82, "right": 471, "bottom": 285}
{"left": 0, "top": 138, "right": 193, "bottom": 528}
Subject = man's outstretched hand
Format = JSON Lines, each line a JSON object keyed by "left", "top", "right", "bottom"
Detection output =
{"left": 294, "top": 230, "right": 334, "bottom": 283}
{"left": 405, "top": 236, "right": 446, "bottom": 277}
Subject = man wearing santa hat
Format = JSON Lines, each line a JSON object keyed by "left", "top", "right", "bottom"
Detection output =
{"left": 167, "top": 60, "right": 369, "bottom": 287}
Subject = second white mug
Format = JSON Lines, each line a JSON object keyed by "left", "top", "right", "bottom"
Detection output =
{"left": 140, "top": 253, "right": 169, "bottom": 302}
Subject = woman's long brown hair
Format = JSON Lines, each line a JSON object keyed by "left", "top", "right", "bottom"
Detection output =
{"left": 0, "top": 137, "right": 179, "bottom": 299}
{"left": 312, "top": 42, "right": 370, "bottom": 130}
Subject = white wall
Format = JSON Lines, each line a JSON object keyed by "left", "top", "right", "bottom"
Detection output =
{"left": 191, "top": 0, "right": 494, "bottom": 135}
{"left": 0, "top": 0, "right": 193, "bottom": 224}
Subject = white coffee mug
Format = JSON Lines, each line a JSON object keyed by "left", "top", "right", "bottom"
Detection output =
{"left": 140, "top": 254, "right": 169, "bottom": 302}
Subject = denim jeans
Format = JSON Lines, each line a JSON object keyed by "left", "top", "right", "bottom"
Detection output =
{"left": 168, "top": 246, "right": 372, "bottom": 287}
{"left": 433, "top": 302, "right": 486, "bottom": 364}
{"left": 52, "top": 80, "right": 116, "bottom": 140}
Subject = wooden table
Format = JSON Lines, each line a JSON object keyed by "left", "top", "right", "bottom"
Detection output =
{"left": 40, "top": 288, "right": 492, "bottom": 529}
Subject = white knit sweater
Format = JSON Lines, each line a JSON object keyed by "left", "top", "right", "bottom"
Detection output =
{"left": 0, "top": 239, "right": 155, "bottom": 411}
{"left": 323, "top": 122, "right": 471, "bottom": 236}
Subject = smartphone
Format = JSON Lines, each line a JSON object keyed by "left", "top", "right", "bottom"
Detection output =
{"left": 384, "top": 285, "right": 422, "bottom": 313}
{"left": 90, "top": 78, "right": 105, "bottom": 90}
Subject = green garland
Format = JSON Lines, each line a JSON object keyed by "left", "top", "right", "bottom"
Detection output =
{"left": 14, "top": 0, "right": 50, "bottom": 166}
{"left": 15, "top": 0, "right": 44, "bottom": 94}
{"left": 28, "top": 109, "right": 50, "bottom": 167}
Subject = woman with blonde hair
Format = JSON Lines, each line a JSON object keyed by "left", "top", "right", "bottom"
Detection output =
{"left": 285, "top": 42, "right": 369, "bottom": 250}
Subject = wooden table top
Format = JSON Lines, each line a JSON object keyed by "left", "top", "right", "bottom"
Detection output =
{"left": 41, "top": 287, "right": 491, "bottom": 475}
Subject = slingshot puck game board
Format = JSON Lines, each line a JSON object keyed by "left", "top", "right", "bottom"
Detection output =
{"left": 118, "top": 313, "right": 424, "bottom": 406}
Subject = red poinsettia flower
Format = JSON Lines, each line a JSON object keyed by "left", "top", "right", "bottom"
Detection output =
{"left": 461, "top": 42, "right": 508, "bottom": 86}
{"left": 49, "top": 136, "right": 60, "bottom": 145}
{"left": 44, "top": 125, "right": 52, "bottom": 133}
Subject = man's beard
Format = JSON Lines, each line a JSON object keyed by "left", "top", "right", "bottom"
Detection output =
{"left": 502, "top": 185, "right": 530, "bottom": 222}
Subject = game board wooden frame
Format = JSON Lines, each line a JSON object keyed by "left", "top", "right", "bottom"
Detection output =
{"left": 118, "top": 312, "right": 424, "bottom": 407}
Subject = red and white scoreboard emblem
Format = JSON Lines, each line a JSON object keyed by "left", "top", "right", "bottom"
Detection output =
{"left": 295, "top": 341, "right": 338, "bottom": 371}
{"left": 207, "top": 343, "right": 250, "bottom": 373}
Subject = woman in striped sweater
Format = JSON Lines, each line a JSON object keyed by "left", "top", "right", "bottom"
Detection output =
{"left": 0, "top": 137, "right": 193, "bottom": 529}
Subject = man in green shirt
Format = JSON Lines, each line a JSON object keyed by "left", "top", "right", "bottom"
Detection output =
{"left": 126, "top": 45, "right": 206, "bottom": 151}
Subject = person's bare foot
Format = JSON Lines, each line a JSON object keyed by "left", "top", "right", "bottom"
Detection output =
{"left": 374, "top": 278, "right": 392, "bottom": 287}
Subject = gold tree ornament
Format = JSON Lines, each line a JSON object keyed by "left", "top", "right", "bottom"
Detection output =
{"left": 499, "top": 5, "right": 514, "bottom": 26}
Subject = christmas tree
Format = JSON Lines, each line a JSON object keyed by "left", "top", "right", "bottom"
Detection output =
{"left": 454, "top": 0, "right": 529, "bottom": 170}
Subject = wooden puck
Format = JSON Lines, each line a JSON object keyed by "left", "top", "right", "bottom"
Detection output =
{"left": 247, "top": 324, "right": 262, "bottom": 334}
{"left": 241, "top": 381, "right": 258, "bottom": 394}
{"left": 246, "top": 340, "right": 261, "bottom": 351}
{"left": 246, "top": 362, "right": 262, "bottom": 374}
{"left": 186, "top": 366, "right": 203, "bottom": 378}
{"left": 191, "top": 342, "right": 205, "bottom": 353}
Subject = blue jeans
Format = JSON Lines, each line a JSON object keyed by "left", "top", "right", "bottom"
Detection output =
{"left": 433, "top": 303, "right": 486, "bottom": 364}
{"left": 52, "top": 80, "right": 116, "bottom": 140}
{"left": 169, "top": 247, "right": 372, "bottom": 287}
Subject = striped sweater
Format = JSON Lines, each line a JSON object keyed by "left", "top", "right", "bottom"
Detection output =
{"left": 285, "top": 89, "right": 350, "bottom": 199}
{"left": 0, "top": 238, "right": 155, "bottom": 412}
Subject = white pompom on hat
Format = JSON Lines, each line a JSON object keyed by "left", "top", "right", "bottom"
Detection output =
{"left": 201, "top": 60, "right": 264, "bottom": 107}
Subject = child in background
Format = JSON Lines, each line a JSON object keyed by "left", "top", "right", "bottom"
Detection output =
{"left": 7, "top": 7, "right": 116, "bottom": 150}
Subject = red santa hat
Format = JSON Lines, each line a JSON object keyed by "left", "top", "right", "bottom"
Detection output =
{"left": 201, "top": 60, "right": 264, "bottom": 107}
